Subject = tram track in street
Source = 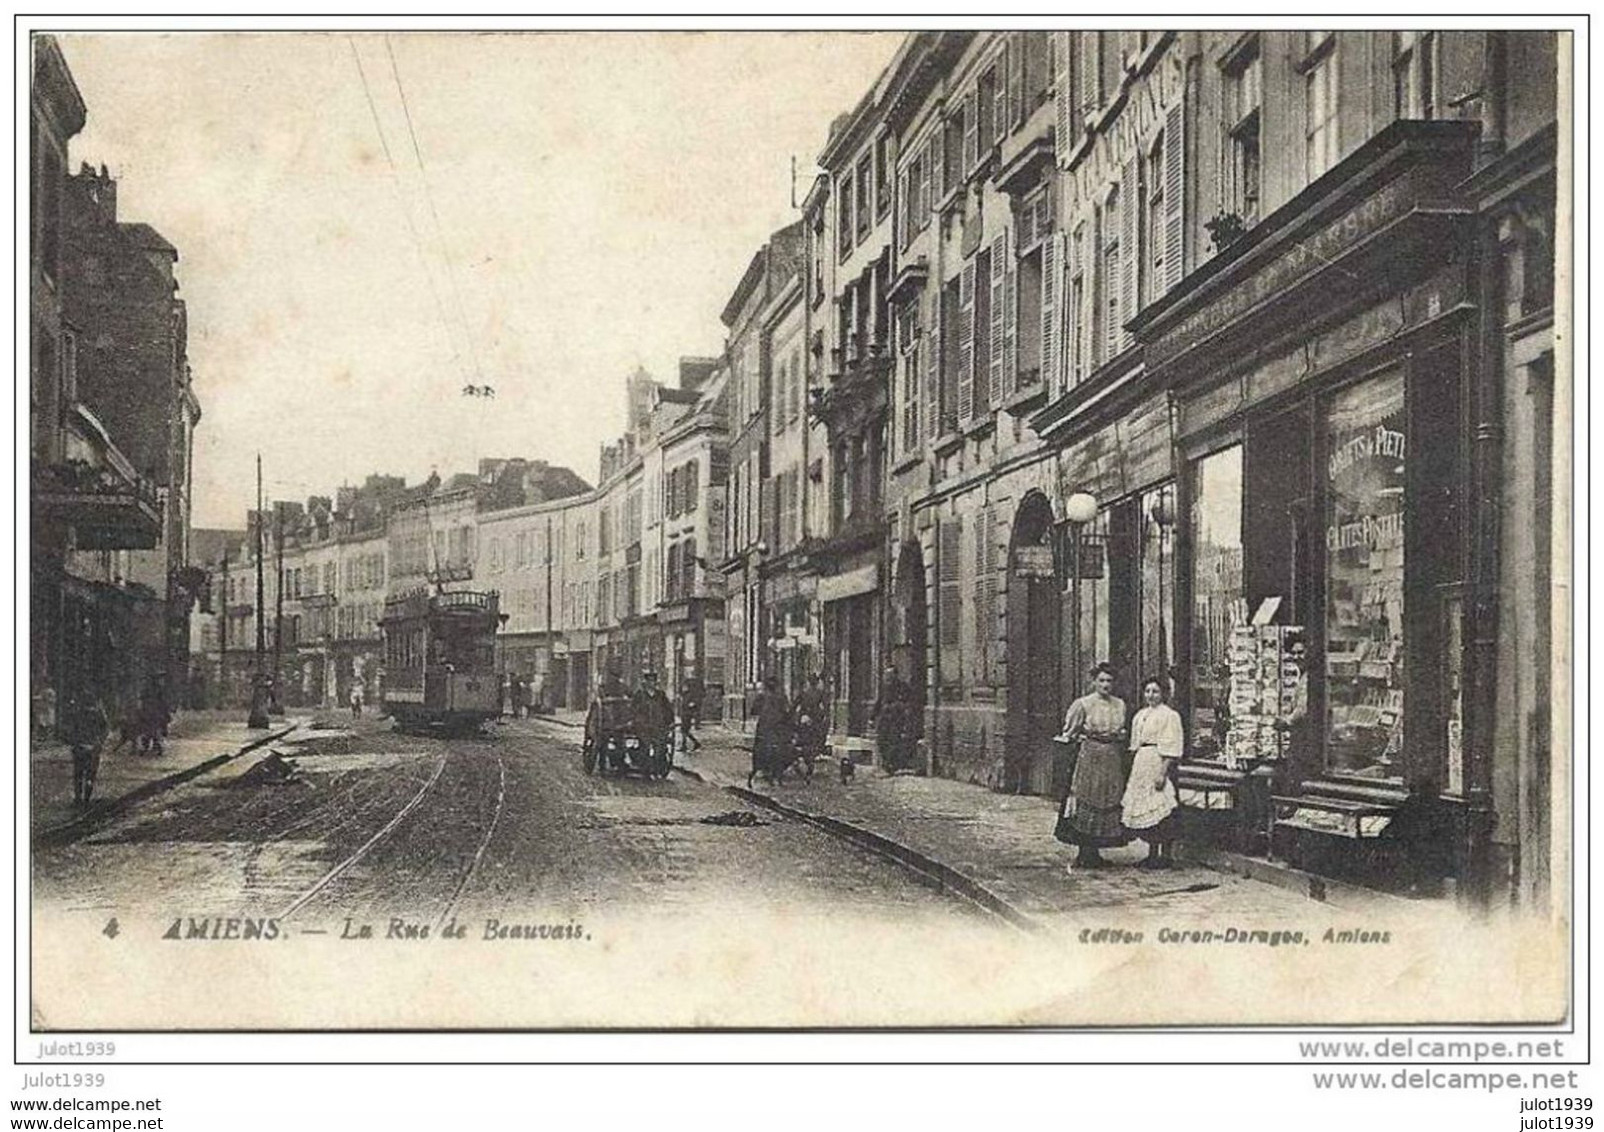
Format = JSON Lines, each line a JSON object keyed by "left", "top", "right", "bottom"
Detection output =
{"left": 275, "top": 733, "right": 510, "bottom": 930}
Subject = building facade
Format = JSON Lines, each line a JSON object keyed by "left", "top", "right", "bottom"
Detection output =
{"left": 31, "top": 36, "right": 194, "bottom": 736}
{"left": 717, "top": 224, "right": 805, "bottom": 723}
{"left": 844, "top": 28, "right": 1560, "bottom": 906}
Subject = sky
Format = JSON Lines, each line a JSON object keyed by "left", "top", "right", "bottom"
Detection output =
{"left": 57, "top": 31, "right": 902, "bottom": 528}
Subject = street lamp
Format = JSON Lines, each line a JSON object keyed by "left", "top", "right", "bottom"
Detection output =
{"left": 1149, "top": 488, "right": 1177, "bottom": 696}
{"left": 1064, "top": 491, "right": 1097, "bottom": 700}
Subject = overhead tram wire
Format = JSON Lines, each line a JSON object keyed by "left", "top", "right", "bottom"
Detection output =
{"left": 346, "top": 35, "right": 469, "bottom": 389}
{"left": 383, "top": 34, "right": 491, "bottom": 394}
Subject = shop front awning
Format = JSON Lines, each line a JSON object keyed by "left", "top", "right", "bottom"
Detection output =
{"left": 817, "top": 564, "right": 879, "bottom": 604}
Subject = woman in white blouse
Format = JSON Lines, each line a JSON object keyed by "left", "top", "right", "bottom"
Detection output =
{"left": 1122, "top": 676, "right": 1184, "bottom": 869}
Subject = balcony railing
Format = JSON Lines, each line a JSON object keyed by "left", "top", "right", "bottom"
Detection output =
{"left": 32, "top": 431, "right": 162, "bottom": 552}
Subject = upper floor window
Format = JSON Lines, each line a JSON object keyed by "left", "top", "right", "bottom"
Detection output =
{"left": 1224, "top": 37, "right": 1262, "bottom": 226}
{"left": 943, "top": 104, "right": 965, "bottom": 196}
{"left": 1304, "top": 32, "right": 1340, "bottom": 182}
{"left": 1145, "top": 137, "right": 1166, "bottom": 309}
{"left": 977, "top": 63, "right": 998, "bottom": 156}
{"left": 856, "top": 154, "right": 873, "bottom": 240}
{"left": 838, "top": 174, "right": 855, "bottom": 259}
{"left": 811, "top": 212, "right": 826, "bottom": 306}
{"left": 1102, "top": 188, "right": 1122, "bottom": 360}
{"left": 875, "top": 135, "right": 893, "bottom": 219}
{"left": 1393, "top": 31, "right": 1438, "bottom": 121}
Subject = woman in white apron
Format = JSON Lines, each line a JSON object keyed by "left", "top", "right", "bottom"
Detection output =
{"left": 1123, "top": 676, "right": 1184, "bottom": 869}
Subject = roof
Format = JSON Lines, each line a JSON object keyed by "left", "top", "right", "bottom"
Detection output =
{"left": 118, "top": 222, "right": 178, "bottom": 256}
{"left": 190, "top": 527, "right": 247, "bottom": 565}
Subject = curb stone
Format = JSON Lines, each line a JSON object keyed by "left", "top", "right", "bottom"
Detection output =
{"left": 669, "top": 764, "right": 1042, "bottom": 934}
{"left": 36, "top": 721, "right": 303, "bottom": 850}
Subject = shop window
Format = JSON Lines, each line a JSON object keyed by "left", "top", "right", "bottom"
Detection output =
{"left": 1323, "top": 370, "right": 1406, "bottom": 778}
{"left": 1068, "top": 510, "right": 1111, "bottom": 691}
{"left": 1188, "top": 445, "right": 1245, "bottom": 760}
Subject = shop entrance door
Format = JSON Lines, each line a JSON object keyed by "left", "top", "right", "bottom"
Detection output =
{"left": 1008, "top": 492, "right": 1063, "bottom": 795}
{"left": 845, "top": 596, "right": 873, "bottom": 736}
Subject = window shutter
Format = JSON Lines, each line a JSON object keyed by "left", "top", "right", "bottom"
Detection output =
{"left": 688, "top": 459, "right": 700, "bottom": 513}
{"left": 1122, "top": 158, "right": 1140, "bottom": 350}
{"left": 896, "top": 166, "right": 909, "bottom": 249}
{"left": 667, "top": 542, "right": 680, "bottom": 602}
{"left": 924, "top": 293, "right": 941, "bottom": 442}
{"left": 1054, "top": 32, "right": 1074, "bottom": 160}
{"left": 939, "top": 518, "right": 962, "bottom": 650}
{"left": 928, "top": 126, "right": 944, "bottom": 207}
{"left": 988, "top": 229, "right": 1008, "bottom": 408}
{"left": 1164, "top": 100, "right": 1185, "bottom": 294}
{"left": 968, "top": 503, "right": 994, "bottom": 679}
{"left": 962, "top": 90, "right": 979, "bottom": 174}
{"left": 1008, "top": 32, "right": 1025, "bottom": 130}
{"left": 1004, "top": 251, "right": 1018, "bottom": 393}
{"left": 957, "top": 260, "right": 976, "bottom": 421}
{"left": 1079, "top": 32, "right": 1099, "bottom": 118}
{"left": 684, "top": 536, "right": 696, "bottom": 595}
{"left": 993, "top": 41, "right": 1012, "bottom": 143}
{"left": 916, "top": 143, "right": 931, "bottom": 222}
{"left": 1041, "top": 230, "right": 1059, "bottom": 393}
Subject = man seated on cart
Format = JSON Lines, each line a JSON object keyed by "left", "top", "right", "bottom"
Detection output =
{"left": 632, "top": 669, "right": 676, "bottom": 775}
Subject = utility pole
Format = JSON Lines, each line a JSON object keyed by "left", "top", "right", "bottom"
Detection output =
{"left": 218, "top": 552, "right": 229, "bottom": 708}
{"left": 544, "top": 512, "right": 553, "bottom": 712}
{"left": 248, "top": 453, "right": 269, "bottom": 728}
{"left": 270, "top": 502, "right": 284, "bottom": 715}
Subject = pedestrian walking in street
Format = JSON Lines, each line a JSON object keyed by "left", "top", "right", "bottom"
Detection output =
{"left": 350, "top": 683, "right": 364, "bottom": 718}
{"left": 678, "top": 674, "right": 704, "bottom": 753}
{"left": 873, "top": 662, "right": 911, "bottom": 774}
{"left": 1123, "top": 676, "right": 1183, "bottom": 869}
{"left": 749, "top": 675, "right": 792, "bottom": 788}
{"left": 795, "top": 672, "right": 829, "bottom": 772}
{"left": 65, "top": 694, "right": 109, "bottom": 808}
{"left": 1053, "top": 662, "right": 1130, "bottom": 869}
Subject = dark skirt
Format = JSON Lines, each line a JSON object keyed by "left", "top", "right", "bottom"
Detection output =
{"left": 1053, "top": 737, "right": 1128, "bottom": 848}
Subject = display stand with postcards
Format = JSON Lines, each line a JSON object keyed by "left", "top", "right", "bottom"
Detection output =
{"left": 1175, "top": 598, "right": 1303, "bottom": 854}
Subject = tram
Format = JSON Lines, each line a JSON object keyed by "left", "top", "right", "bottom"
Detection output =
{"left": 379, "top": 589, "right": 503, "bottom": 733}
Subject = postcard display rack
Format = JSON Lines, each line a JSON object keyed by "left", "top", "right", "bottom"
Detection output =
{"left": 1221, "top": 598, "right": 1303, "bottom": 770}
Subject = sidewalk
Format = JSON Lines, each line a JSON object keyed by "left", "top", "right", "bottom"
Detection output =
{"left": 31, "top": 710, "right": 304, "bottom": 844}
{"left": 666, "top": 729, "right": 1367, "bottom": 933}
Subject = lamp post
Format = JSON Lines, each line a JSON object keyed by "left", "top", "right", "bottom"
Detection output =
{"left": 1064, "top": 491, "right": 1098, "bottom": 700}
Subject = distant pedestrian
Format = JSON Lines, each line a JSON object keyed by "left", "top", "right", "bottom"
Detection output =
{"left": 1123, "top": 677, "right": 1183, "bottom": 869}
{"left": 350, "top": 683, "right": 364, "bottom": 718}
{"left": 65, "top": 694, "right": 109, "bottom": 808}
{"left": 678, "top": 675, "right": 704, "bottom": 753}
{"left": 749, "top": 675, "right": 792, "bottom": 788}
{"left": 138, "top": 675, "right": 169, "bottom": 756}
{"left": 1054, "top": 662, "right": 1129, "bottom": 869}
{"left": 873, "top": 663, "right": 912, "bottom": 774}
{"left": 795, "top": 672, "right": 828, "bottom": 756}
